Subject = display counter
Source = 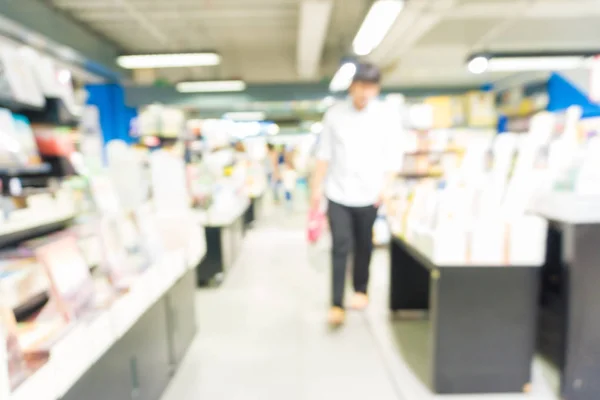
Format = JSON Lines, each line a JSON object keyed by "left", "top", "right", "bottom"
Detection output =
{"left": 9, "top": 243, "right": 204, "bottom": 400}
{"left": 194, "top": 199, "right": 250, "bottom": 286}
{"left": 389, "top": 235, "right": 539, "bottom": 394}
{"left": 532, "top": 194, "right": 600, "bottom": 400}
{"left": 244, "top": 184, "right": 266, "bottom": 230}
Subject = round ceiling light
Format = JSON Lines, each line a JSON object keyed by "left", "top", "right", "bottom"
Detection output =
{"left": 468, "top": 56, "right": 489, "bottom": 74}
{"left": 266, "top": 123, "right": 280, "bottom": 136}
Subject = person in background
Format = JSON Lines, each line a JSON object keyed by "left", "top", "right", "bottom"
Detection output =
{"left": 277, "top": 145, "right": 287, "bottom": 169}
{"left": 306, "top": 136, "right": 320, "bottom": 202}
{"left": 266, "top": 143, "right": 281, "bottom": 203}
{"left": 310, "top": 63, "right": 399, "bottom": 326}
{"left": 234, "top": 140, "right": 246, "bottom": 153}
{"left": 272, "top": 145, "right": 288, "bottom": 203}
{"left": 281, "top": 147, "right": 298, "bottom": 211}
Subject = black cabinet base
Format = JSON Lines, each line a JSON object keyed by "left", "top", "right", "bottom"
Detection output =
{"left": 196, "top": 207, "right": 248, "bottom": 287}
{"left": 390, "top": 237, "right": 430, "bottom": 311}
{"left": 60, "top": 269, "right": 198, "bottom": 400}
{"left": 389, "top": 237, "right": 538, "bottom": 395}
{"left": 430, "top": 266, "right": 538, "bottom": 394}
{"left": 244, "top": 194, "right": 265, "bottom": 232}
{"left": 553, "top": 223, "right": 600, "bottom": 399}
{"left": 196, "top": 226, "right": 225, "bottom": 285}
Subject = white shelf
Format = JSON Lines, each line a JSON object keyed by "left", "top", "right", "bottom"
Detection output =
{"left": 9, "top": 239, "right": 206, "bottom": 400}
{"left": 529, "top": 192, "right": 600, "bottom": 224}
{"left": 396, "top": 221, "right": 546, "bottom": 268}
{"left": 0, "top": 209, "right": 76, "bottom": 237}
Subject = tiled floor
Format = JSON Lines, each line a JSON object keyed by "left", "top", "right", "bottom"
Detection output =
{"left": 161, "top": 199, "right": 558, "bottom": 400}
{"left": 160, "top": 204, "right": 403, "bottom": 400}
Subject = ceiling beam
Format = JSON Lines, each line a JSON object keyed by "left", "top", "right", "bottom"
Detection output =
{"left": 124, "top": 82, "right": 479, "bottom": 108}
{"left": 469, "top": 0, "right": 531, "bottom": 52}
{"left": 71, "top": 9, "right": 298, "bottom": 22}
{"left": 297, "top": 0, "right": 333, "bottom": 80}
{"left": 96, "top": 21, "right": 298, "bottom": 31}
{"left": 53, "top": 0, "right": 299, "bottom": 8}
{"left": 105, "top": 0, "right": 168, "bottom": 45}
{"left": 369, "top": 0, "right": 457, "bottom": 66}
{"left": 446, "top": 0, "right": 600, "bottom": 19}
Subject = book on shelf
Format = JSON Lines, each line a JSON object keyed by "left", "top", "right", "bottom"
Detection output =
{"left": 33, "top": 237, "right": 95, "bottom": 323}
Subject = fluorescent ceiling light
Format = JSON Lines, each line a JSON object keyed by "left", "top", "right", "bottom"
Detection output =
{"left": 117, "top": 53, "right": 221, "bottom": 69}
{"left": 176, "top": 80, "right": 246, "bottom": 93}
{"left": 467, "top": 54, "right": 589, "bottom": 74}
{"left": 297, "top": 0, "right": 334, "bottom": 79}
{"left": 353, "top": 0, "right": 404, "bottom": 56}
{"left": 329, "top": 62, "right": 357, "bottom": 92}
{"left": 467, "top": 56, "right": 489, "bottom": 74}
{"left": 223, "top": 112, "right": 266, "bottom": 121}
{"left": 488, "top": 56, "right": 586, "bottom": 72}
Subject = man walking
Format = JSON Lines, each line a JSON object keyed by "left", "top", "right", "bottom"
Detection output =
{"left": 310, "top": 63, "right": 399, "bottom": 326}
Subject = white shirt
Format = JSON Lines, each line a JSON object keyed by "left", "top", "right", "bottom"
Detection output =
{"left": 316, "top": 100, "right": 401, "bottom": 207}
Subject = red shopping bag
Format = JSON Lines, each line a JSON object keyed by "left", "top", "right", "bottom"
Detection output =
{"left": 307, "top": 209, "right": 325, "bottom": 244}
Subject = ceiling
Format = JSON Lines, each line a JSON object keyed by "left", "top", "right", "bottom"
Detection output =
{"left": 44, "top": 0, "right": 600, "bottom": 88}
{"left": 370, "top": 0, "right": 600, "bottom": 87}
{"left": 46, "top": 0, "right": 370, "bottom": 84}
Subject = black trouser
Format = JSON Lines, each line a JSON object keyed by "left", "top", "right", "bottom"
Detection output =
{"left": 327, "top": 199, "right": 378, "bottom": 308}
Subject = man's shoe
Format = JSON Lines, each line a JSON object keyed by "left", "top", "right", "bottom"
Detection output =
{"left": 350, "top": 293, "right": 369, "bottom": 310}
{"left": 328, "top": 307, "right": 345, "bottom": 326}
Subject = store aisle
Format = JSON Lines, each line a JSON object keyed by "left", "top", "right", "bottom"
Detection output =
{"left": 160, "top": 206, "right": 402, "bottom": 400}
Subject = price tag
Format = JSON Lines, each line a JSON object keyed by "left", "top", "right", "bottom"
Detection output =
{"left": 129, "top": 285, "right": 150, "bottom": 324}
{"left": 431, "top": 225, "right": 468, "bottom": 265}
{"left": 186, "top": 226, "right": 206, "bottom": 269}
{"left": 143, "top": 266, "right": 162, "bottom": 305}
{"left": 508, "top": 216, "right": 547, "bottom": 266}
{"left": 52, "top": 324, "right": 91, "bottom": 397}
{"left": 171, "top": 249, "right": 187, "bottom": 280}
{"left": 86, "top": 313, "right": 114, "bottom": 363}
{"left": 110, "top": 293, "right": 137, "bottom": 338}
{"left": 8, "top": 178, "right": 22, "bottom": 196}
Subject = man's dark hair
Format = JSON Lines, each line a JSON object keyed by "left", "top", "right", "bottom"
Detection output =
{"left": 352, "top": 63, "right": 381, "bottom": 84}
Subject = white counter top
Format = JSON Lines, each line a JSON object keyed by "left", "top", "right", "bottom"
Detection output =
{"left": 529, "top": 192, "right": 600, "bottom": 224}
{"left": 392, "top": 221, "right": 545, "bottom": 268}
{"left": 247, "top": 182, "right": 267, "bottom": 199}
{"left": 194, "top": 198, "right": 250, "bottom": 227}
{"left": 9, "top": 238, "right": 206, "bottom": 400}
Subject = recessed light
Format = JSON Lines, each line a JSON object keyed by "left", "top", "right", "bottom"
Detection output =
{"left": 468, "top": 56, "right": 489, "bottom": 74}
